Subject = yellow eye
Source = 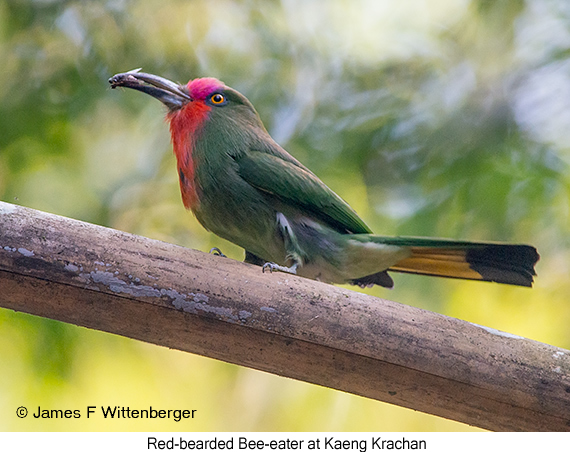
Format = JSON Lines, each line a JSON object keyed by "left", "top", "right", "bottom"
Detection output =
{"left": 210, "top": 93, "right": 225, "bottom": 104}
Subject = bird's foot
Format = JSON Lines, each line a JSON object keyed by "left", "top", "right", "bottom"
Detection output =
{"left": 209, "top": 247, "right": 226, "bottom": 258}
{"left": 262, "top": 262, "right": 298, "bottom": 275}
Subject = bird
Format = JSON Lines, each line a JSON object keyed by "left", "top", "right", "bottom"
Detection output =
{"left": 109, "top": 69, "right": 539, "bottom": 288}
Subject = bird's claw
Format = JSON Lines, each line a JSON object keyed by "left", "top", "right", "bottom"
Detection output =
{"left": 209, "top": 247, "right": 226, "bottom": 258}
{"left": 262, "top": 262, "right": 298, "bottom": 275}
{"left": 262, "top": 262, "right": 278, "bottom": 273}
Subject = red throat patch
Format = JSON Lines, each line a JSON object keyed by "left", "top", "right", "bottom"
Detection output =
{"left": 167, "top": 77, "right": 226, "bottom": 210}
{"left": 167, "top": 100, "right": 211, "bottom": 210}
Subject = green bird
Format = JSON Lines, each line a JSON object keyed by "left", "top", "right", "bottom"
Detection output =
{"left": 109, "top": 69, "right": 539, "bottom": 288}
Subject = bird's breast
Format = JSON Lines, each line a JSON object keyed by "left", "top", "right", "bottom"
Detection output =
{"left": 177, "top": 165, "right": 200, "bottom": 210}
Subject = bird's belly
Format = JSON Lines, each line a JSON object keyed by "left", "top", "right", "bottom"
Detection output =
{"left": 296, "top": 258, "right": 348, "bottom": 284}
{"left": 193, "top": 200, "right": 288, "bottom": 264}
{"left": 193, "top": 193, "right": 407, "bottom": 284}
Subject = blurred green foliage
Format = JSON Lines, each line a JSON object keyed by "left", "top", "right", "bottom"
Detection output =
{"left": 1, "top": 0, "right": 569, "bottom": 432}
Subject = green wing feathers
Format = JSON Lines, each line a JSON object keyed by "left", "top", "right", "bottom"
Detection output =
{"left": 235, "top": 151, "right": 371, "bottom": 234}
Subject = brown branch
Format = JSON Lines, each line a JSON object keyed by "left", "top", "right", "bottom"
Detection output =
{"left": 0, "top": 201, "right": 568, "bottom": 431}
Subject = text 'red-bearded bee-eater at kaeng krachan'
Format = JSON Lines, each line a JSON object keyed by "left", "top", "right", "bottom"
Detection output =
{"left": 109, "top": 69, "right": 539, "bottom": 289}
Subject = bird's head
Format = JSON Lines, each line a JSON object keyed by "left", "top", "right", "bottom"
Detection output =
{"left": 109, "top": 69, "right": 263, "bottom": 132}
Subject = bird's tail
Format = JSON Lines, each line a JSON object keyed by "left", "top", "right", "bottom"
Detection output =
{"left": 351, "top": 236, "right": 539, "bottom": 288}
{"left": 390, "top": 237, "right": 539, "bottom": 286}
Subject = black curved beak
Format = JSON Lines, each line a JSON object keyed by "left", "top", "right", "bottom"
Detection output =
{"left": 109, "top": 68, "right": 191, "bottom": 110}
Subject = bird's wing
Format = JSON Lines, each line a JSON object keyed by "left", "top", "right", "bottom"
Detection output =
{"left": 234, "top": 150, "right": 371, "bottom": 234}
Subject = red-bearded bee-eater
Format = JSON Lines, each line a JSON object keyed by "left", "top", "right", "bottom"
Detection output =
{"left": 109, "top": 69, "right": 539, "bottom": 288}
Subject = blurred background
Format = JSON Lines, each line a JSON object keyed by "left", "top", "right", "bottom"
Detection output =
{"left": 1, "top": 0, "right": 569, "bottom": 431}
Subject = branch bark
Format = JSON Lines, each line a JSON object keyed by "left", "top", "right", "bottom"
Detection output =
{"left": 0, "top": 201, "right": 568, "bottom": 431}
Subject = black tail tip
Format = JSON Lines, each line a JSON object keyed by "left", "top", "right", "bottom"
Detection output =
{"left": 467, "top": 244, "right": 539, "bottom": 287}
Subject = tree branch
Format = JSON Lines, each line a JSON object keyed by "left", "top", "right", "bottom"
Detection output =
{"left": 0, "top": 201, "right": 568, "bottom": 431}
